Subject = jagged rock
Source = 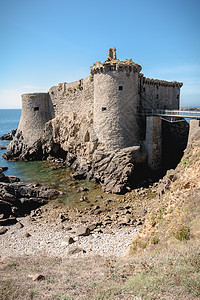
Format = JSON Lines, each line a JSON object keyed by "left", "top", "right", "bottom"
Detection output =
{"left": 96, "top": 195, "right": 103, "bottom": 199}
{"left": 25, "top": 232, "right": 31, "bottom": 237}
{"left": 65, "top": 226, "right": 72, "bottom": 231}
{"left": 76, "top": 226, "right": 90, "bottom": 236}
{"left": 157, "top": 169, "right": 178, "bottom": 199}
{"left": 93, "top": 205, "right": 100, "bottom": 210}
{"left": 80, "top": 196, "right": 88, "bottom": 202}
{"left": 118, "top": 216, "right": 131, "bottom": 225}
{"left": 7, "top": 176, "right": 20, "bottom": 183}
{"left": 0, "top": 172, "right": 7, "bottom": 182}
{"left": 0, "top": 200, "right": 12, "bottom": 218}
{"left": 5, "top": 114, "right": 147, "bottom": 194}
{"left": 68, "top": 247, "right": 86, "bottom": 255}
{"left": 62, "top": 236, "right": 75, "bottom": 245}
{"left": 87, "top": 224, "right": 96, "bottom": 231}
{"left": 0, "top": 217, "right": 17, "bottom": 226}
{"left": 0, "top": 170, "right": 58, "bottom": 224}
{"left": 0, "top": 227, "right": 8, "bottom": 235}
{"left": 0, "top": 167, "right": 8, "bottom": 172}
{"left": 78, "top": 187, "right": 89, "bottom": 192}
{"left": 29, "top": 274, "right": 45, "bottom": 281}
{"left": 93, "top": 209, "right": 102, "bottom": 215}
{"left": 15, "top": 222, "right": 24, "bottom": 229}
{"left": 72, "top": 170, "right": 87, "bottom": 180}
{"left": 0, "top": 129, "right": 16, "bottom": 140}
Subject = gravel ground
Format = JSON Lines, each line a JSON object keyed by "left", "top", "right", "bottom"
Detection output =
{"left": 0, "top": 217, "right": 138, "bottom": 258}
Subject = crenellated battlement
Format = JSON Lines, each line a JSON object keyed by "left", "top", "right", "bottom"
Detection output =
{"left": 139, "top": 74, "right": 183, "bottom": 87}
{"left": 90, "top": 59, "right": 142, "bottom": 75}
{"left": 90, "top": 49, "right": 142, "bottom": 75}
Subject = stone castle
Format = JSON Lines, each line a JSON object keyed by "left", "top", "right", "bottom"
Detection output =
{"left": 6, "top": 48, "right": 183, "bottom": 193}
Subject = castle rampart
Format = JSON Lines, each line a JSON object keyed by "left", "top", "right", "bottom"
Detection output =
{"left": 139, "top": 75, "right": 182, "bottom": 112}
{"left": 6, "top": 48, "right": 184, "bottom": 190}
{"left": 93, "top": 67, "right": 141, "bottom": 150}
{"left": 48, "top": 76, "right": 94, "bottom": 118}
{"left": 18, "top": 93, "right": 51, "bottom": 146}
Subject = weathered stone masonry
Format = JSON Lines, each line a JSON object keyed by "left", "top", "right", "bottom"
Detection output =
{"left": 6, "top": 48, "right": 183, "bottom": 193}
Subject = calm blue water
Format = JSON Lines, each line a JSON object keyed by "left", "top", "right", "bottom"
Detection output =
{"left": 0, "top": 109, "right": 102, "bottom": 205}
{"left": 0, "top": 109, "right": 21, "bottom": 137}
{"left": 0, "top": 109, "right": 22, "bottom": 176}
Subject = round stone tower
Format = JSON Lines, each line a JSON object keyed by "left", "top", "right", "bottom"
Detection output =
{"left": 91, "top": 48, "right": 142, "bottom": 150}
{"left": 18, "top": 93, "right": 51, "bottom": 146}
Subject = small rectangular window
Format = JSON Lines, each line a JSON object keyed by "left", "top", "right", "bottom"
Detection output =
{"left": 102, "top": 107, "right": 107, "bottom": 111}
{"left": 34, "top": 107, "right": 39, "bottom": 111}
{"left": 157, "top": 94, "right": 159, "bottom": 99}
{"left": 143, "top": 87, "right": 145, "bottom": 92}
{"left": 119, "top": 86, "right": 123, "bottom": 91}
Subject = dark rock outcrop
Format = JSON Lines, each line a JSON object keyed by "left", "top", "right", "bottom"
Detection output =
{"left": 0, "top": 167, "right": 58, "bottom": 223}
{"left": 0, "top": 129, "right": 16, "bottom": 140}
{"left": 5, "top": 114, "right": 148, "bottom": 193}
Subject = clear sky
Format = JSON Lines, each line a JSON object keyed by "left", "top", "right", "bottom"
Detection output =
{"left": 0, "top": 0, "right": 199, "bottom": 108}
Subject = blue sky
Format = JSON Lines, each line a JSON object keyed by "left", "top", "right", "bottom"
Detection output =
{"left": 0, "top": 0, "right": 199, "bottom": 108}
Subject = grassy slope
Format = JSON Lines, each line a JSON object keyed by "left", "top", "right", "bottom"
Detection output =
{"left": 128, "top": 136, "right": 200, "bottom": 255}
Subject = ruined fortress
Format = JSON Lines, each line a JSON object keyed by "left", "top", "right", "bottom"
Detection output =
{"left": 6, "top": 48, "right": 184, "bottom": 193}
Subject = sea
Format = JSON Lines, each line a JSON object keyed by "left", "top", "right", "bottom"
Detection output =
{"left": 0, "top": 109, "right": 101, "bottom": 206}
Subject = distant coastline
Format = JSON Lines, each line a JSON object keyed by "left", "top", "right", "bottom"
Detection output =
{"left": 181, "top": 106, "right": 200, "bottom": 111}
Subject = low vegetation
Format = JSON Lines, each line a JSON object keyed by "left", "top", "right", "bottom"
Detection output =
{"left": 128, "top": 137, "right": 200, "bottom": 256}
{"left": 0, "top": 240, "right": 199, "bottom": 299}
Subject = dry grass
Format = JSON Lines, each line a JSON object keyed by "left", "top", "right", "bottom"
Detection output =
{"left": 0, "top": 239, "right": 199, "bottom": 300}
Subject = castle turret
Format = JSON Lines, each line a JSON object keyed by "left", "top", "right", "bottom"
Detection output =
{"left": 91, "top": 48, "right": 142, "bottom": 150}
{"left": 17, "top": 93, "right": 51, "bottom": 146}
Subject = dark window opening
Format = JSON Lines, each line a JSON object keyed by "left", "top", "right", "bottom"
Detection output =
{"left": 177, "top": 94, "right": 179, "bottom": 99}
{"left": 119, "top": 86, "right": 123, "bottom": 91}
{"left": 143, "top": 87, "right": 145, "bottom": 92}
{"left": 157, "top": 94, "right": 159, "bottom": 99}
{"left": 164, "top": 105, "right": 166, "bottom": 109}
{"left": 157, "top": 86, "right": 159, "bottom": 90}
{"left": 34, "top": 107, "right": 39, "bottom": 111}
{"left": 102, "top": 107, "right": 107, "bottom": 111}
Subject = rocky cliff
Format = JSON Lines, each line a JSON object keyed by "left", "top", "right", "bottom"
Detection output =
{"left": 5, "top": 113, "right": 147, "bottom": 193}
{"left": 127, "top": 123, "right": 200, "bottom": 254}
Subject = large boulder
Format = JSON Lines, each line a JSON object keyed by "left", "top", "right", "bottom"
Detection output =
{"left": 0, "top": 129, "right": 16, "bottom": 140}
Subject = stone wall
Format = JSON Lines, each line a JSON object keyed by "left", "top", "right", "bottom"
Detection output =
{"left": 144, "top": 116, "right": 162, "bottom": 170}
{"left": 17, "top": 93, "right": 52, "bottom": 146}
{"left": 48, "top": 76, "right": 94, "bottom": 118}
{"left": 93, "top": 70, "right": 140, "bottom": 150}
{"left": 139, "top": 76, "right": 182, "bottom": 111}
{"left": 187, "top": 119, "right": 200, "bottom": 146}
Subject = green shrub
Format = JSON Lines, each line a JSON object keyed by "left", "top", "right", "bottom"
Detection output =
{"left": 151, "top": 236, "right": 159, "bottom": 245}
{"left": 30, "top": 289, "right": 38, "bottom": 298}
{"left": 58, "top": 83, "right": 62, "bottom": 91}
{"left": 175, "top": 226, "right": 190, "bottom": 241}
